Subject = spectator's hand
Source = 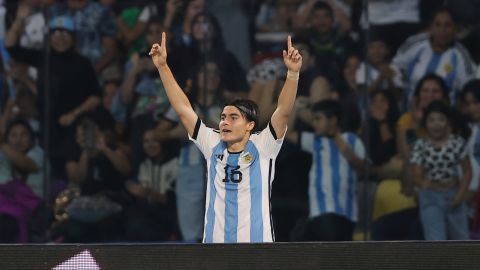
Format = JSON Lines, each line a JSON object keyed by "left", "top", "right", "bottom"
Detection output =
{"left": 15, "top": 2, "right": 32, "bottom": 21}
{"left": 59, "top": 112, "right": 76, "bottom": 127}
{"left": 96, "top": 135, "right": 108, "bottom": 152}
{"left": 76, "top": 126, "right": 86, "bottom": 149}
{"left": 126, "top": 181, "right": 145, "bottom": 197}
{"left": 378, "top": 64, "right": 394, "bottom": 79}
{"left": 451, "top": 191, "right": 466, "bottom": 208}
{"left": 283, "top": 36, "right": 302, "bottom": 73}
{"left": 149, "top": 32, "right": 167, "bottom": 69}
{"left": 401, "top": 183, "right": 415, "bottom": 197}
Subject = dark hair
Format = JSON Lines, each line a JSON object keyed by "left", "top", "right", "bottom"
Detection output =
{"left": 312, "top": 1, "right": 334, "bottom": 18}
{"left": 4, "top": 118, "right": 35, "bottom": 151}
{"left": 430, "top": 7, "right": 458, "bottom": 25}
{"left": 312, "top": 100, "right": 343, "bottom": 123}
{"left": 191, "top": 12, "right": 225, "bottom": 49}
{"left": 223, "top": 99, "right": 259, "bottom": 131}
{"left": 146, "top": 16, "right": 164, "bottom": 31}
{"left": 421, "top": 100, "right": 470, "bottom": 139}
{"left": 369, "top": 90, "right": 399, "bottom": 125}
{"left": 462, "top": 79, "right": 480, "bottom": 101}
{"left": 413, "top": 73, "right": 449, "bottom": 100}
{"left": 188, "top": 60, "right": 223, "bottom": 103}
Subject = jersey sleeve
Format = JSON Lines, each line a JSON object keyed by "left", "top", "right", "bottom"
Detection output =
{"left": 250, "top": 122, "right": 285, "bottom": 158}
{"left": 352, "top": 135, "right": 366, "bottom": 160}
{"left": 300, "top": 132, "right": 314, "bottom": 154}
{"left": 188, "top": 118, "right": 221, "bottom": 158}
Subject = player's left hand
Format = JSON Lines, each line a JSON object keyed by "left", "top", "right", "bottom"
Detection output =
{"left": 283, "top": 35, "right": 302, "bottom": 72}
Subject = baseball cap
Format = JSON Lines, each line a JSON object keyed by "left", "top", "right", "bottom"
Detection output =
{"left": 48, "top": 16, "right": 75, "bottom": 32}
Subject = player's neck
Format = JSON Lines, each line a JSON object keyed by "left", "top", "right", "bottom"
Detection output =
{"left": 227, "top": 135, "right": 250, "bottom": 153}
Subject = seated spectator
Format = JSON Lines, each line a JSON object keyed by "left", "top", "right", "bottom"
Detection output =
{"left": 295, "top": 1, "right": 357, "bottom": 80}
{"left": 356, "top": 37, "right": 403, "bottom": 96}
{"left": 287, "top": 100, "right": 365, "bottom": 241}
{"left": 66, "top": 111, "right": 130, "bottom": 196}
{"left": 293, "top": 0, "right": 354, "bottom": 34}
{"left": 0, "top": 118, "right": 43, "bottom": 197}
{"left": 393, "top": 8, "right": 476, "bottom": 105}
{"left": 0, "top": 119, "right": 43, "bottom": 243}
{"left": 363, "top": 90, "right": 401, "bottom": 180}
{"left": 124, "top": 129, "right": 178, "bottom": 241}
{"left": 255, "top": 0, "right": 298, "bottom": 33}
{"left": 332, "top": 54, "right": 362, "bottom": 132}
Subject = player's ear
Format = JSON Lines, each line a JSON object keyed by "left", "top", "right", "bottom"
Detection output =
{"left": 246, "top": 121, "right": 255, "bottom": 132}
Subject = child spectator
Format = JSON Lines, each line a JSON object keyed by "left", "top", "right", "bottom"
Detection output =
{"left": 287, "top": 100, "right": 365, "bottom": 241}
{"left": 410, "top": 101, "right": 471, "bottom": 240}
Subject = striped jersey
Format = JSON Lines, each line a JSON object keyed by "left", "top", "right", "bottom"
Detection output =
{"left": 301, "top": 132, "right": 365, "bottom": 222}
{"left": 189, "top": 119, "right": 284, "bottom": 243}
{"left": 393, "top": 33, "right": 476, "bottom": 104}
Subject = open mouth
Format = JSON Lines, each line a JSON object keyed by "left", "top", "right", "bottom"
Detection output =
{"left": 221, "top": 129, "right": 232, "bottom": 133}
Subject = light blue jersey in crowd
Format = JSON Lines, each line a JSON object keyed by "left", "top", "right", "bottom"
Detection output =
{"left": 301, "top": 132, "right": 365, "bottom": 222}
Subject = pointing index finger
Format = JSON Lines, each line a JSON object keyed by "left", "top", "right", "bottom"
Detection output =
{"left": 287, "top": 35, "right": 292, "bottom": 50}
{"left": 161, "top": 32, "right": 166, "bottom": 48}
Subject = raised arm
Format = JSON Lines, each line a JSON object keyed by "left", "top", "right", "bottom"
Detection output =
{"left": 271, "top": 36, "right": 303, "bottom": 139}
{"left": 149, "top": 32, "right": 198, "bottom": 136}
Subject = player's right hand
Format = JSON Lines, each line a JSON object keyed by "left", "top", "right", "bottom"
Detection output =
{"left": 149, "top": 32, "right": 168, "bottom": 69}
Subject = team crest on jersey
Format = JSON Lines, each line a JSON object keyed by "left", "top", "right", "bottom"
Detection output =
{"left": 241, "top": 152, "right": 254, "bottom": 163}
{"left": 444, "top": 63, "right": 453, "bottom": 74}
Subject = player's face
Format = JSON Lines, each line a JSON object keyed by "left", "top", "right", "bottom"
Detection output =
{"left": 312, "top": 112, "right": 334, "bottom": 136}
{"left": 219, "top": 106, "right": 254, "bottom": 143}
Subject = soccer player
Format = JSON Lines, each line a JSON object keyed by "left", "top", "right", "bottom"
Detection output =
{"left": 149, "top": 33, "right": 302, "bottom": 243}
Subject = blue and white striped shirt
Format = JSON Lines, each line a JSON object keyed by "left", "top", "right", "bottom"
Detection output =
{"left": 190, "top": 119, "right": 284, "bottom": 243}
{"left": 301, "top": 132, "right": 365, "bottom": 222}
{"left": 393, "top": 33, "right": 476, "bottom": 104}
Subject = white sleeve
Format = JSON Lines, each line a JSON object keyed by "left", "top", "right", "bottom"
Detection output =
{"left": 391, "top": 64, "right": 404, "bottom": 88}
{"left": 352, "top": 135, "right": 366, "bottom": 159}
{"left": 453, "top": 48, "right": 476, "bottom": 94}
{"left": 163, "top": 106, "right": 179, "bottom": 122}
{"left": 27, "top": 146, "right": 43, "bottom": 170}
{"left": 300, "top": 132, "right": 314, "bottom": 154}
{"left": 250, "top": 122, "right": 285, "bottom": 158}
{"left": 188, "top": 118, "right": 221, "bottom": 158}
{"left": 355, "top": 63, "right": 365, "bottom": 85}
